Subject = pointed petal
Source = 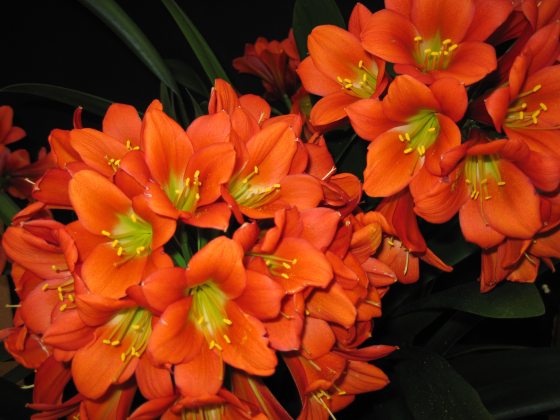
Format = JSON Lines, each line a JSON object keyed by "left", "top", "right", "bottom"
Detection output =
{"left": 186, "top": 202, "right": 232, "bottom": 231}
{"left": 430, "top": 78, "right": 468, "bottom": 122}
{"left": 297, "top": 57, "right": 340, "bottom": 96}
{"left": 70, "top": 128, "right": 128, "bottom": 177}
{"left": 310, "top": 92, "right": 357, "bottom": 127}
{"left": 348, "top": 3, "right": 373, "bottom": 37}
{"left": 102, "top": 104, "right": 141, "bottom": 147}
{"left": 307, "top": 282, "right": 357, "bottom": 329}
{"left": 412, "top": 0, "right": 474, "bottom": 41}
{"left": 383, "top": 75, "right": 439, "bottom": 121}
{"left": 300, "top": 317, "right": 336, "bottom": 359}
{"left": 234, "top": 270, "right": 284, "bottom": 320}
{"left": 459, "top": 198, "right": 505, "bottom": 248}
{"left": 346, "top": 99, "right": 398, "bottom": 141}
{"left": 435, "top": 42, "right": 497, "bottom": 85}
{"left": 464, "top": 0, "right": 513, "bottom": 42}
{"left": 175, "top": 346, "right": 223, "bottom": 397}
{"left": 186, "top": 112, "right": 231, "bottom": 151}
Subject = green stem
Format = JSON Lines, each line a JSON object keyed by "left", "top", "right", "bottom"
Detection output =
{"left": 0, "top": 192, "right": 20, "bottom": 225}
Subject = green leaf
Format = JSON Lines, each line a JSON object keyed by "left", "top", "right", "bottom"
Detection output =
{"left": 185, "top": 88, "right": 204, "bottom": 119}
{"left": 292, "top": 0, "right": 345, "bottom": 58}
{"left": 160, "top": 0, "right": 230, "bottom": 84}
{"left": 166, "top": 59, "right": 209, "bottom": 97}
{"left": 78, "top": 0, "right": 179, "bottom": 93}
{"left": 159, "top": 83, "right": 177, "bottom": 121}
{"left": 396, "top": 350, "right": 493, "bottom": 420}
{"left": 0, "top": 83, "right": 113, "bottom": 116}
{"left": 0, "top": 192, "right": 20, "bottom": 225}
{"left": 404, "top": 282, "right": 545, "bottom": 319}
{"left": 452, "top": 348, "right": 560, "bottom": 419}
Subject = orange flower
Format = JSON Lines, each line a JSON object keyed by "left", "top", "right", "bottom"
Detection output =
{"left": 143, "top": 237, "right": 278, "bottom": 391}
{"left": 297, "top": 21, "right": 387, "bottom": 128}
{"left": 233, "top": 30, "right": 300, "bottom": 100}
{"left": 0, "top": 105, "right": 26, "bottom": 147}
{"left": 347, "top": 75, "right": 467, "bottom": 197}
{"left": 361, "top": 0, "right": 511, "bottom": 85}
{"left": 68, "top": 169, "right": 175, "bottom": 298}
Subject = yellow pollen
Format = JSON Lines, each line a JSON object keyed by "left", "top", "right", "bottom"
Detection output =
{"left": 195, "top": 193, "right": 200, "bottom": 200}
{"left": 130, "top": 213, "right": 137, "bottom": 223}
{"left": 358, "top": 60, "right": 364, "bottom": 68}
{"left": 424, "top": 48, "right": 432, "bottom": 55}
{"left": 59, "top": 304, "right": 67, "bottom": 312}
{"left": 344, "top": 78, "right": 352, "bottom": 84}
{"left": 132, "top": 324, "right": 141, "bottom": 330}
{"left": 111, "top": 340, "right": 120, "bottom": 346}
{"left": 42, "top": 283, "right": 49, "bottom": 291}
{"left": 448, "top": 44, "right": 458, "bottom": 52}
{"left": 194, "top": 170, "right": 200, "bottom": 179}
{"left": 120, "top": 353, "right": 126, "bottom": 362}
{"left": 465, "top": 179, "right": 471, "bottom": 184}
{"left": 185, "top": 177, "right": 191, "bottom": 188}
{"left": 214, "top": 342, "right": 223, "bottom": 351}
{"left": 117, "top": 247, "right": 123, "bottom": 256}
{"left": 405, "top": 132, "right": 411, "bottom": 141}
{"left": 404, "top": 147, "right": 413, "bottom": 154}
{"left": 281, "top": 273, "right": 290, "bottom": 279}
{"left": 273, "top": 183, "right": 281, "bottom": 188}
{"left": 427, "top": 127, "right": 436, "bottom": 132}
{"left": 101, "top": 230, "right": 111, "bottom": 237}
{"left": 103, "top": 339, "right": 111, "bottom": 345}
{"left": 338, "top": 390, "right": 348, "bottom": 396}
{"left": 533, "top": 84, "right": 542, "bottom": 92}
{"left": 480, "top": 178, "right": 488, "bottom": 184}
{"left": 418, "top": 145, "right": 426, "bottom": 156}
{"left": 223, "top": 334, "right": 231, "bottom": 344}
{"left": 209, "top": 340, "right": 216, "bottom": 350}
{"left": 67, "top": 294, "right": 75, "bottom": 302}
{"left": 519, "top": 111, "right": 524, "bottom": 119}
{"left": 111, "top": 239, "right": 119, "bottom": 248}
{"left": 414, "top": 35, "right": 423, "bottom": 42}
{"left": 497, "top": 181, "right": 506, "bottom": 186}
{"left": 197, "top": 315, "right": 205, "bottom": 324}
{"left": 485, "top": 195, "right": 492, "bottom": 200}
{"left": 51, "top": 265, "right": 57, "bottom": 271}
{"left": 540, "top": 102, "right": 548, "bottom": 111}
{"left": 398, "top": 134, "right": 405, "bottom": 142}
{"left": 282, "top": 262, "right": 292, "bottom": 269}
{"left": 442, "top": 38, "right": 452, "bottom": 45}
{"left": 305, "top": 309, "right": 310, "bottom": 315}
{"left": 336, "top": 76, "right": 343, "bottom": 83}
{"left": 292, "top": 259, "right": 298, "bottom": 264}
{"left": 223, "top": 318, "right": 233, "bottom": 325}
{"left": 136, "top": 246, "right": 145, "bottom": 255}
{"left": 431, "top": 51, "right": 440, "bottom": 56}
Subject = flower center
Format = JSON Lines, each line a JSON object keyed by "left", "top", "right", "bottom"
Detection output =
{"left": 395, "top": 111, "right": 439, "bottom": 174}
{"left": 464, "top": 154, "right": 506, "bottom": 203}
{"left": 336, "top": 60, "right": 378, "bottom": 99}
{"left": 42, "top": 278, "right": 75, "bottom": 312}
{"left": 188, "top": 282, "right": 232, "bottom": 351}
{"left": 229, "top": 165, "right": 281, "bottom": 209}
{"left": 413, "top": 36, "right": 458, "bottom": 72}
{"left": 247, "top": 252, "right": 298, "bottom": 280}
{"left": 180, "top": 404, "right": 225, "bottom": 420}
{"left": 102, "top": 307, "right": 151, "bottom": 380}
{"left": 504, "top": 84, "right": 548, "bottom": 128}
{"left": 100, "top": 211, "right": 152, "bottom": 261}
{"left": 166, "top": 170, "right": 202, "bottom": 212}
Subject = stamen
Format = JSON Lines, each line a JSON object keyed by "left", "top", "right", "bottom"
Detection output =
{"left": 223, "top": 334, "right": 231, "bottom": 344}
{"left": 223, "top": 318, "right": 233, "bottom": 325}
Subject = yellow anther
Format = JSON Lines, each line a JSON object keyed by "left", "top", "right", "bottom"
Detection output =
{"left": 358, "top": 60, "right": 364, "bottom": 68}
{"left": 111, "top": 340, "right": 121, "bottom": 346}
{"left": 305, "top": 309, "right": 310, "bottom": 316}
{"left": 443, "top": 51, "right": 449, "bottom": 56}
{"left": 448, "top": 44, "right": 458, "bottom": 52}
{"left": 59, "top": 304, "right": 67, "bottom": 312}
{"left": 442, "top": 38, "right": 452, "bottom": 45}
{"left": 398, "top": 134, "right": 405, "bottom": 142}
{"left": 519, "top": 111, "right": 524, "bottom": 119}
{"left": 292, "top": 258, "right": 298, "bottom": 264}
{"left": 42, "top": 283, "right": 49, "bottom": 291}
{"left": 387, "top": 237, "right": 395, "bottom": 246}
{"left": 338, "top": 390, "right": 348, "bottom": 396}
{"left": 465, "top": 179, "right": 471, "bottom": 184}
{"left": 197, "top": 316, "right": 205, "bottom": 325}
{"left": 273, "top": 183, "right": 281, "bottom": 188}
{"left": 532, "top": 109, "right": 541, "bottom": 124}
{"left": 130, "top": 213, "right": 137, "bottom": 223}
{"left": 67, "top": 294, "right": 75, "bottom": 302}
{"left": 405, "top": 132, "right": 411, "bottom": 141}
{"left": 431, "top": 51, "right": 441, "bottom": 56}
{"left": 427, "top": 127, "right": 436, "bottom": 133}
{"left": 117, "top": 247, "right": 123, "bottom": 256}
{"left": 126, "top": 140, "right": 132, "bottom": 149}
{"left": 136, "top": 246, "right": 145, "bottom": 255}
{"left": 336, "top": 76, "right": 343, "bottom": 83}
{"left": 424, "top": 48, "right": 432, "bottom": 55}
{"left": 194, "top": 170, "right": 200, "bottom": 179}
{"left": 282, "top": 262, "right": 292, "bottom": 269}
{"left": 414, "top": 35, "right": 423, "bottom": 42}
{"left": 51, "top": 265, "right": 57, "bottom": 271}
{"left": 497, "top": 181, "right": 506, "bottom": 186}
{"left": 344, "top": 83, "right": 353, "bottom": 89}
{"left": 533, "top": 84, "right": 542, "bottom": 92}
{"left": 417, "top": 145, "right": 426, "bottom": 156}
{"left": 103, "top": 339, "right": 111, "bottom": 345}
{"left": 114, "top": 160, "right": 121, "bottom": 166}
{"left": 403, "top": 147, "right": 413, "bottom": 154}
{"left": 485, "top": 195, "right": 492, "bottom": 200}
{"left": 195, "top": 193, "right": 200, "bottom": 201}
{"left": 362, "top": 73, "right": 367, "bottom": 83}
{"left": 223, "top": 334, "right": 231, "bottom": 344}
{"left": 223, "top": 318, "right": 233, "bottom": 325}
{"left": 540, "top": 102, "right": 548, "bottom": 111}
{"left": 209, "top": 340, "right": 216, "bottom": 350}
{"left": 132, "top": 324, "right": 141, "bottom": 330}
{"left": 101, "top": 230, "right": 111, "bottom": 237}
{"left": 344, "top": 78, "right": 352, "bottom": 84}
{"left": 480, "top": 178, "right": 488, "bottom": 184}
{"left": 120, "top": 353, "right": 126, "bottom": 362}
{"left": 281, "top": 273, "right": 290, "bottom": 279}
{"left": 111, "top": 239, "right": 119, "bottom": 248}
{"left": 214, "top": 342, "right": 223, "bottom": 351}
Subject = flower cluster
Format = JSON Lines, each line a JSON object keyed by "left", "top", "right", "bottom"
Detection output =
{"left": 1, "top": 0, "right": 559, "bottom": 418}
{"left": 0, "top": 80, "right": 411, "bottom": 419}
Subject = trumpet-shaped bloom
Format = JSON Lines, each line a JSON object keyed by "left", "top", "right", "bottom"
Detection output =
{"left": 297, "top": 24, "right": 387, "bottom": 128}
{"left": 361, "top": 0, "right": 511, "bottom": 85}
{"left": 347, "top": 75, "right": 467, "bottom": 197}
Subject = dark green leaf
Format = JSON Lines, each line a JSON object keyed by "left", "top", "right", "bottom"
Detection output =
{"left": 185, "top": 89, "right": 204, "bottom": 119}
{"left": 396, "top": 350, "right": 493, "bottom": 420}
{"left": 403, "top": 282, "right": 545, "bottom": 319}
{"left": 160, "top": 0, "right": 230, "bottom": 84}
{"left": 78, "top": 0, "right": 179, "bottom": 93}
{"left": 293, "top": 0, "right": 345, "bottom": 58}
{"left": 159, "top": 83, "right": 177, "bottom": 120}
{"left": 425, "top": 312, "right": 481, "bottom": 354}
{"left": 166, "top": 59, "right": 209, "bottom": 97}
{"left": 0, "top": 83, "right": 113, "bottom": 116}
{"left": 452, "top": 348, "right": 560, "bottom": 419}
{"left": 0, "top": 192, "right": 20, "bottom": 225}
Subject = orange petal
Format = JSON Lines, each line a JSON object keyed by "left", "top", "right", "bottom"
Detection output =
{"left": 102, "top": 104, "right": 141, "bottom": 147}
{"left": 383, "top": 75, "right": 439, "bottom": 121}
{"left": 264, "top": 294, "right": 305, "bottom": 351}
{"left": 297, "top": 57, "right": 341, "bottom": 97}
{"left": 459, "top": 197, "right": 505, "bottom": 248}
{"left": 186, "top": 111, "right": 231, "bottom": 151}
{"left": 307, "top": 282, "right": 357, "bottom": 329}
{"left": 310, "top": 92, "right": 357, "bottom": 128}
{"left": 348, "top": 3, "right": 373, "bottom": 37}
{"left": 175, "top": 346, "right": 223, "bottom": 397}
{"left": 234, "top": 270, "right": 284, "bottom": 320}
{"left": 346, "top": 98, "right": 398, "bottom": 141}
{"left": 185, "top": 202, "right": 232, "bottom": 231}
{"left": 430, "top": 78, "right": 468, "bottom": 122}
{"left": 464, "top": 0, "right": 513, "bottom": 42}
{"left": 300, "top": 317, "right": 336, "bottom": 359}
{"left": 411, "top": 0, "right": 474, "bottom": 41}
{"left": 435, "top": 41, "right": 497, "bottom": 86}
